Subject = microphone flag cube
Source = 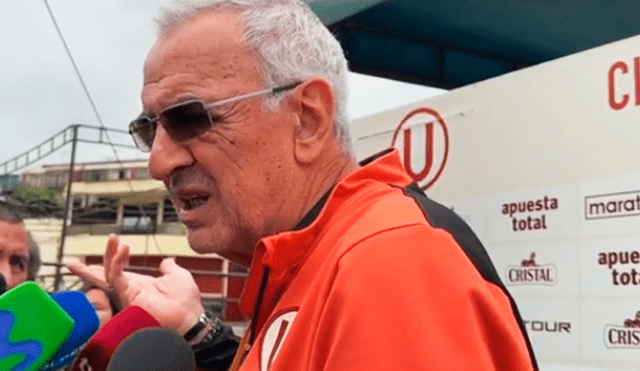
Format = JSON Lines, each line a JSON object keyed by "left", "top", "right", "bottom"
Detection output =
{"left": 40, "top": 291, "right": 101, "bottom": 371}
{"left": 0, "top": 282, "right": 75, "bottom": 371}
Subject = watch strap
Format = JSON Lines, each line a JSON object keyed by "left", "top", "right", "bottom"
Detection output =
{"left": 183, "top": 314, "right": 206, "bottom": 342}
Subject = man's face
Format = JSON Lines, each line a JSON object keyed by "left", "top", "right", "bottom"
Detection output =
{"left": 143, "top": 11, "right": 296, "bottom": 264}
{"left": 0, "top": 220, "right": 30, "bottom": 289}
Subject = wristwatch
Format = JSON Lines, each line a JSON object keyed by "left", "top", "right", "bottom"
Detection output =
{"left": 183, "top": 310, "right": 223, "bottom": 347}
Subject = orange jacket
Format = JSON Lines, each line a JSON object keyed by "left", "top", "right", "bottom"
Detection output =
{"left": 235, "top": 149, "right": 537, "bottom": 371}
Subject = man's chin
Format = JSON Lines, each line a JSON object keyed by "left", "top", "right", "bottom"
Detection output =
{"left": 186, "top": 227, "right": 225, "bottom": 255}
{"left": 187, "top": 234, "right": 214, "bottom": 255}
{"left": 186, "top": 229, "right": 252, "bottom": 265}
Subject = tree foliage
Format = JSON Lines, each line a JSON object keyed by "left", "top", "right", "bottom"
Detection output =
{"left": 13, "top": 184, "right": 62, "bottom": 205}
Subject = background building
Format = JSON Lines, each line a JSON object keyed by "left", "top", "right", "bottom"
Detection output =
{"left": 18, "top": 159, "right": 248, "bottom": 322}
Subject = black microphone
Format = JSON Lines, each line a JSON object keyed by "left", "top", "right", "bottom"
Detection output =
{"left": 0, "top": 274, "right": 7, "bottom": 295}
{"left": 106, "top": 328, "right": 196, "bottom": 371}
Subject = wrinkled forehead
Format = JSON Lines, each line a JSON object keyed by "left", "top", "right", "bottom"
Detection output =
{"left": 0, "top": 220, "right": 29, "bottom": 256}
{"left": 142, "top": 9, "right": 262, "bottom": 105}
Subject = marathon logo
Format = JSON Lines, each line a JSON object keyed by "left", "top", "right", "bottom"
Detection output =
{"left": 604, "top": 311, "right": 640, "bottom": 349}
{"left": 598, "top": 250, "right": 640, "bottom": 286}
{"left": 585, "top": 190, "right": 640, "bottom": 220}
{"left": 501, "top": 196, "right": 558, "bottom": 232}
{"left": 506, "top": 253, "right": 557, "bottom": 286}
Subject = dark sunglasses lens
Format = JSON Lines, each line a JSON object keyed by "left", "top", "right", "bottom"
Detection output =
{"left": 129, "top": 118, "right": 156, "bottom": 152}
{"left": 163, "top": 101, "right": 212, "bottom": 142}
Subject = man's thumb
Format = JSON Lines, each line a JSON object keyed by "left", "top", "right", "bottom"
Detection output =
{"left": 159, "top": 258, "right": 180, "bottom": 275}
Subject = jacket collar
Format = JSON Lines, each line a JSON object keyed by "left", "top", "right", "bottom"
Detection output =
{"left": 239, "top": 149, "right": 413, "bottom": 335}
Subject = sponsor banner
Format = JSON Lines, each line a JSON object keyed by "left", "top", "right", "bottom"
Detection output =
{"left": 506, "top": 258, "right": 556, "bottom": 287}
{"left": 437, "top": 196, "right": 490, "bottom": 244}
{"left": 489, "top": 242, "right": 579, "bottom": 297}
{"left": 515, "top": 298, "right": 580, "bottom": 361}
{"left": 582, "top": 299, "right": 640, "bottom": 366}
{"left": 487, "top": 186, "right": 577, "bottom": 244}
{"left": 580, "top": 238, "right": 640, "bottom": 296}
{"left": 349, "top": 36, "right": 640, "bottom": 370}
{"left": 604, "top": 324, "right": 640, "bottom": 350}
{"left": 579, "top": 175, "right": 640, "bottom": 237}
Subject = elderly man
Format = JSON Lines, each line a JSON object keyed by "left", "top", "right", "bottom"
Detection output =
{"left": 0, "top": 204, "right": 41, "bottom": 291}
{"left": 70, "top": 1, "right": 538, "bottom": 370}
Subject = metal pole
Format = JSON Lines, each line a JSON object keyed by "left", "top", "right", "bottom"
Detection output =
{"left": 54, "top": 125, "right": 78, "bottom": 292}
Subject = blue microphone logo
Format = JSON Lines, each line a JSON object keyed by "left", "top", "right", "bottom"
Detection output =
{"left": 0, "top": 282, "right": 75, "bottom": 371}
{"left": 0, "top": 311, "right": 43, "bottom": 371}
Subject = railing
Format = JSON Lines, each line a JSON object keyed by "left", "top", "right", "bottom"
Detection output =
{"left": 37, "top": 261, "right": 250, "bottom": 321}
{"left": 0, "top": 124, "right": 136, "bottom": 176}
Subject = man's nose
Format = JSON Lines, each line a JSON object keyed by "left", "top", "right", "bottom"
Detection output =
{"left": 0, "top": 273, "right": 7, "bottom": 295}
{"left": 0, "top": 264, "right": 12, "bottom": 290}
{"left": 148, "top": 125, "right": 196, "bottom": 181}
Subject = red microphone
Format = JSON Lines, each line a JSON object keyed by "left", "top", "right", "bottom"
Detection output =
{"left": 70, "top": 306, "right": 160, "bottom": 371}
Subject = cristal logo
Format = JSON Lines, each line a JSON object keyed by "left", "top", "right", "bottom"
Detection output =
{"left": 506, "top": 252, "right": 557, "bottom": 286}
{"left": 604, "top": 311, "right": 640, "bottom": 349}
{"left": 391, "top": 108, "right": 449, "bottom": 190}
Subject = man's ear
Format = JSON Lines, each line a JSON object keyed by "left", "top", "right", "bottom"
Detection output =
{"left": 292, "top": 78, "right": 336, "bottom": 164}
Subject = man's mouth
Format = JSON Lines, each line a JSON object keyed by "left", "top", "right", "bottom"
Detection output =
{"left": 181, "top": 195, "right": 210, "bottom": 211}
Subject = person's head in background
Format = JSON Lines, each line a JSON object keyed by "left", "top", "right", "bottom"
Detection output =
{"left": 0, "top": 204, "right": 41, "bottom": 291}
{"left": 82, "top": 284, "right": 121, "bottom": 327}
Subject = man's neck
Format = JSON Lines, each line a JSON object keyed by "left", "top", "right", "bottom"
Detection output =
{"left": 293, "top": 155, "right": 359, "bottom": 229}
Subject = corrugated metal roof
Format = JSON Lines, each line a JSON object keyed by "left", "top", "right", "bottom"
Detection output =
{"left": 309, "top": 0, "right": 640, "bottom": 88}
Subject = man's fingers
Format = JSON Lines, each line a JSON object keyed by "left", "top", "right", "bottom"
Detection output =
{"left": 67, "top": 262, "right": 110, "bottom": 291}
{"left": 107, "top": 242, "right": 130, "bottom": 293}
{"left": 104, "top": 234, "right": 119, "bottom": 279}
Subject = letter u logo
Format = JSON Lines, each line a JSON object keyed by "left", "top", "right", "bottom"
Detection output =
{"left": 403, "top": 123, "right": 434, "bottom": 180}
{"left": 260, "top": 310, "right": 298, "bottom": 371}
{"left": 392, "top": 108, "right": 449, "bottom": 190}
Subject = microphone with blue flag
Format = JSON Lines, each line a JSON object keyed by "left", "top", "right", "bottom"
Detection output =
{"left": 40, "top": 291, "right": 100, "bottom": 371}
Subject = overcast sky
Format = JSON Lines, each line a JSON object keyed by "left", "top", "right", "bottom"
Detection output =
{"left": 0, "top": 0, "right": 444, "bottom": 169}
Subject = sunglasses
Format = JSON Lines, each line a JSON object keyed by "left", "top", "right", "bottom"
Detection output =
{"left": 129, "top": 81, "right": 302, "bottom": 152}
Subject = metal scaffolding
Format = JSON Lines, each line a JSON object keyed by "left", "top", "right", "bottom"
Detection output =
{"left": 0, "top": 124, "right": 137, "bottom": 290}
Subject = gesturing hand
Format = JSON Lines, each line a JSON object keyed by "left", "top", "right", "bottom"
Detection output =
{"left": 67, "top": 235, "right": 204, "bottom": 335}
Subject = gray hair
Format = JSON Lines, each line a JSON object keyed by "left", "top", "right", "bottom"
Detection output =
{"left": 0, "top": 203, "right": 41, "bottom": 280}
{"left": 155, "top": 0, "right": 354, "bottom": 156}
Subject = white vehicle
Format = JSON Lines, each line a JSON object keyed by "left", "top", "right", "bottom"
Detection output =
{"left": 351, "top": 34, "right": 640, "bottom": 371}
